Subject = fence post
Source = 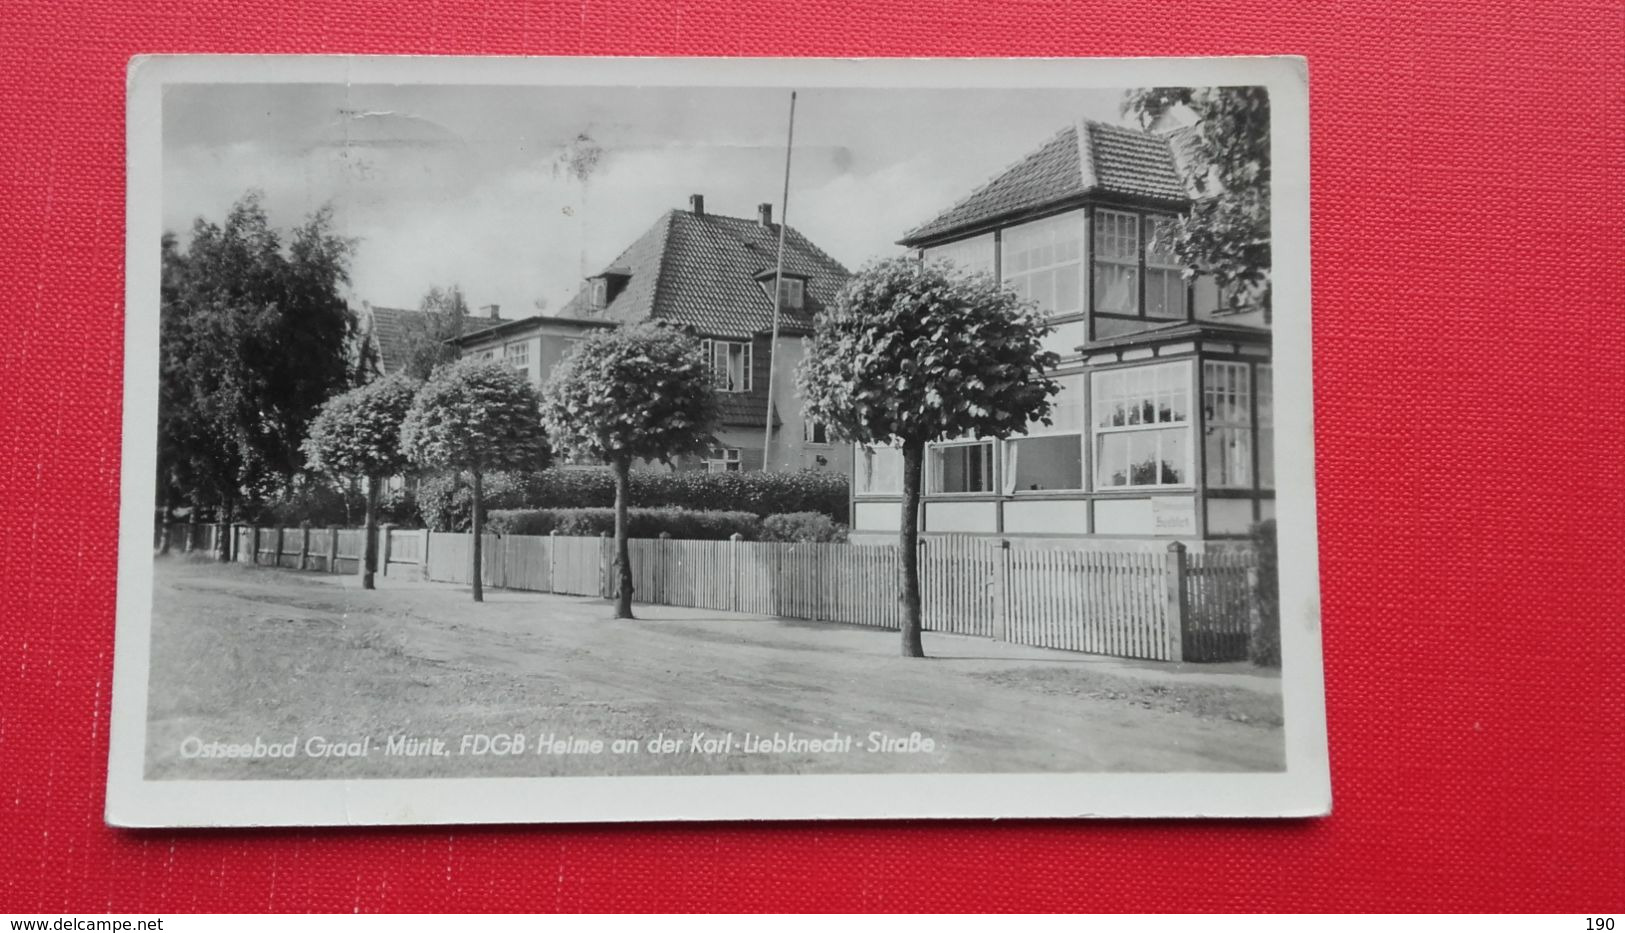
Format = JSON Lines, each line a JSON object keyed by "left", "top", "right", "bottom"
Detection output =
{"left": 729, "top": 533, "right": 742, "bottom": 612}
{"left": 379, "top": 523, "right": 394, "bottom": 578}
{"left": 1164, "top": 541, "right": 1188, "bottom": 663}
{"left": 328, "top": 525, "right": 339, "bottom": 573}
{"left": 599, "top": 532, "right": 610, "bottom": 599}
{"left": 548, "top": 531, "right": 559, "bottom": 594}
{"left": 272, "top": 526, "right": 284, "bottom": 568}
{"left": 298, "top": 522, "right": 311, "bottom": 571}
{"left": 221, "top": 523, "right": 234, "bottom": 562}
{"left": 993, "top": 539, "right": 1010, "bottom": 642}
{"left": 421, "top": 528, "right": 431, "bottom": 578}
{"left": 249, "top": 525, "right": 260, "bottom": 565}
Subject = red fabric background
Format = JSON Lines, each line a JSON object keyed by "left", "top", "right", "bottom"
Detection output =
{"left": 1, "top": 0, "right": 1622, "bottom": 913}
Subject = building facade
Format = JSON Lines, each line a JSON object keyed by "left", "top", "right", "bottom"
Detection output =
{"left": 850, "top": 118, "right": 1273, "bottom": 544}
{"left": 558, "top": 195, "right": 853, "bottom": 476}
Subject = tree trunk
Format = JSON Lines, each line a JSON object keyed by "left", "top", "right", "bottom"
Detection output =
{"left": 217, "top": 499, "right": 233, "bottom": 562}
{"left": 158, "top": 484, "right": 174, "bottom": 555}
{"left": 470, "top": 469, "right": 484, "bottom": 602}
{"left": 612, "top": 457, "right": 635, "bottom": 619}
{"left": 898, "top": 441, "right": 926, "bottom": 658}
{"left": 361, "top": 474, "right": 380, "bottom": 590}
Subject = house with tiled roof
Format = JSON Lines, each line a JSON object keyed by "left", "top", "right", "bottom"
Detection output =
{"left": 559, "top": 195, "right": 852, "bottom": 475}
{"left": 355, "top": 301, "right": 516, "bottom": 380}
{"left": 850, "top": 117, "right": 1274, "bottom": 544}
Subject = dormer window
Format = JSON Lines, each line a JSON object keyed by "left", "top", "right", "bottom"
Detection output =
{"left": 590, "top": 278, "right": 608, "bottom": 310}
{"left": 755, "top": 271, "right": 805, "bottom": 310}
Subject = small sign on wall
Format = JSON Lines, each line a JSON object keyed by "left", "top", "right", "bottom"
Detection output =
{"left": 1151, "top": 496, "right": 1197, "bottom": 535}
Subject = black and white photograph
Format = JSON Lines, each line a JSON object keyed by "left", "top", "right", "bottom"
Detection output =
{"left": 109, "top": 56, "right": 1325, "bottom": 826}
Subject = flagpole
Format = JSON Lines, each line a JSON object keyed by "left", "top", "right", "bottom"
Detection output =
{"left": 762, "top": 89, "right": 796, "bottom": 470}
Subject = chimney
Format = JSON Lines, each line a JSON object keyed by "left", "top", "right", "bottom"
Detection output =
{"left": 480, "top": 304, "right": 500, "bottom": 320}
{"left": 688, "top": 193, "right": 705, "bottom": 215}
{"left": 758, "top": 202, "right": 773, "bottom": 227}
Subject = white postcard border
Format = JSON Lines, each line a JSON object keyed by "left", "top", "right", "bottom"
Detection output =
{"left": 109, "top": 54, "right": 1326, "bottom": 827}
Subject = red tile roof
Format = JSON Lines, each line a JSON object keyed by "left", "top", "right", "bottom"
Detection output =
{"left": 900, "top": 120, "right": 1188, "bottom": 246}
{"left": 559, "top": 208, "right": 850, "bottom": 339}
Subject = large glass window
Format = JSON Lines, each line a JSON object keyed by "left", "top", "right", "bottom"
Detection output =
{"left": 1092, "top": 362, "right": 1192, "bottom": 488}
{"left": 923, "top": 233, "right": 995, "bottom": 278}
{"left": 1003, "top": 213, "right": 1083, "bottom": 317}
{"left": 929, "top": 441, "right": 995, "bottom": 494}
{"left": 1203, "top": 361, "right": 1253, "bottom": 488}
{"left": 700, "top": 339, "right": 752, "bottom": 393}
{"left": 857, "top": 445, "right": 902, "bottom": 495}
{"left": 1258, "top": 364, "right": 1274, "bottom": 489}
{"left": 503, "top": 341, "right": 530, "bottom": 372}
{"left": 1092, "top": 209, "right": 1140, "bottom": 315}
{"left": 1005, "top": 373, "right": 1086, "bottom": 493}
{"left": 760, "top": 276, "right": 804, "bottom": 309}
{"left": 1145, "top": 215, "right": 1188, "bottom": 320}
{"left": 704, "top": 447, "right": 742, "bottom": 473}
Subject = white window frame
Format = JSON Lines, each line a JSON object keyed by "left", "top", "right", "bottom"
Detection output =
{"left": 856, "top": 444, "right": 903, "bottom": 496}
{"left": 1202, "top": 361, "right": 1253, "bottom": 489}
{"left": 1003, "top": 373, "right": 1087, "bottom": 494}
{"left": 1002, "top": 211, "right": 1085, "bottom": 318}
{"left": 922, "top": 232, "right": 997, "bottom": 279}
{"left": 503, "top": 340, "right": 530, "bottom": 372}
{"left": 703, "top": 447, "right": 742, "bottom": 473}
{"left": 1091, "top": 360, "right": 1194, "bottom": 490}
{"left": 927, "top": 439, "right": 996, "bottom": 496}
{"left": 700, "top": 339, "right": 752, "bottom": 393}
{"left": 1257, "top": 364, "right": 1274, "bottom": 489}
{"left": 1144, "top": 214, "right": 1188, "bottom": 321}
{"left": 1092, "top": 208, "right": 1141, "bottom": 316}
{"left": 803, "top": 418, "right": 830, "bottom": 446}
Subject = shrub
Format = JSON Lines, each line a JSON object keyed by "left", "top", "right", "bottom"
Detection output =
{"left": 759, "top": 512, "right": 848, "bottom": 543}
{"left": 1249, "top": 519, "right": 1280, "bottom": 668}
{"left": 417, "top": 471, "right": 544, "bottom": 532}
{"left": 487, "top": 507, "right": 761, "bottom": 541}
{"left": 421, "top": 467, "right": 851, "bottom": 529}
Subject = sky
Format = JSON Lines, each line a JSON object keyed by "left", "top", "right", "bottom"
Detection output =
{"left": 162, "top": 83, "right": 1132, "bottom": 318}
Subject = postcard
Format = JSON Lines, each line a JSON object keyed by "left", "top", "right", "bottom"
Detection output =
{"left": 109, "top": 54, "right": 1326, "bottom": 826}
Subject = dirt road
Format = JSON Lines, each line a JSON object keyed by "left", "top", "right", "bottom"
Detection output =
{"left": 145, "top": 558, "right": 1284, "bottom": 779}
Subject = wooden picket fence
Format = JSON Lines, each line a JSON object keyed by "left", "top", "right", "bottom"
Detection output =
{"left": 159, "top": 521, "right": 1260, "bottom": 662}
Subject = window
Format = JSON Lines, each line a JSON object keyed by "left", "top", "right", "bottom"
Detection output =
{"left": 923, "top": 233, "right": 996, "bottom": 278}
{"left": 758, "top": 275, "right": 805, "bottom": 309}
{"left": 1145, "top": 215, "right": 1188, "bottom": 320}
{"left": 1203, "top": 361, "right": 1253, "bottom": 488}
{"left": 503, "top": 341, "right": 530, "bottom": 372}
{"left": 1092, "top": 361, "right": 1192, "bottom": 488}
{"left": 1004, "top": 373, "right": 1086, "bottom": 492}
{"left": 929, "top": 440, "right": 995, "bottom": 494}
{"left": 1092, "top": 209, "right": 1140, "bottom": 315}
{"left": 1003, "top": 212, "right": 1084, "bottom": 317}
{"left": 700, "top": 339, "right": 752, "bottom": 392}
{"left": 858, "top": 445, "right": 902, "bottom": 495}
{"left": 1257, "top": 364, "right": 1274, "bottom": 489}
{"left": 704, "top": 447, "right": 742, "bottom": 473}
{"left": 804, "top": 419, "right": 830, "bottom": 445}
{"left": 590, "top": 278, "right": 608, "bottom": 310}
{"left": 478, "top": 348, "right": 497, "bottom": 361}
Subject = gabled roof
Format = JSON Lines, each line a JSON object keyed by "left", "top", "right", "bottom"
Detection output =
{"left": 559, "top": 208, "right": 850, "bottom": 338}
{"left": 363, "top": 305, "right": 514, "bottom": 376}
{"left": 900, "top": 120, "right": 1188, "bottom": 247}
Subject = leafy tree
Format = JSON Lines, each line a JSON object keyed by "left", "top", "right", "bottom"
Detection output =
{"left": 303, "top": 374, "right": 420, "bottom": 589}
{"left": 399, "top": 359, "right": 549, "bottom": 601}
{"left": 157, "top": 191, "right": 356, "bottom": 543}
{"left": 395, "top": 284, "right": 473, "bottom": 381}
{"left": 539, "top": 322, "right": 719, "bottom": 619}
{"left": 1122, "top": 86, "right": 1271, "bottom": 316}
{"left": 797, "top": 258, "right": 1059, "bottom": 657}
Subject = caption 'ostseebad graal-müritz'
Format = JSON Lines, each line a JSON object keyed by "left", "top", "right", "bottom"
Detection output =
{"left": 177, "top": 731, "right": 938, "bottom": 760}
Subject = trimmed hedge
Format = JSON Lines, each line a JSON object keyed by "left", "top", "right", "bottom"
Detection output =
{"left": 759, "top": 512, "right": 849, "bottom": 543}
{"left": 419, "top": 467, "right": 849, "bottom": 531}
{"left": 1249, "top": 519, "right": 1280, "bottom": 668}
{"left": 487, "top": 507, "right": 762, "bottom": 541}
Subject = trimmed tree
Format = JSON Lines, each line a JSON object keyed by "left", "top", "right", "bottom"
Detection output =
{"left": 399, "top": 359, "right": 549, "bottom": 602}
{"left": 797, "top": 257, "right": 1060, "bottom": 658}
{"left": 302, "top": 374, "right": 420, "bottom": 589}
{"left": 539, "top": 322, "right": 718, "bottom": 619}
